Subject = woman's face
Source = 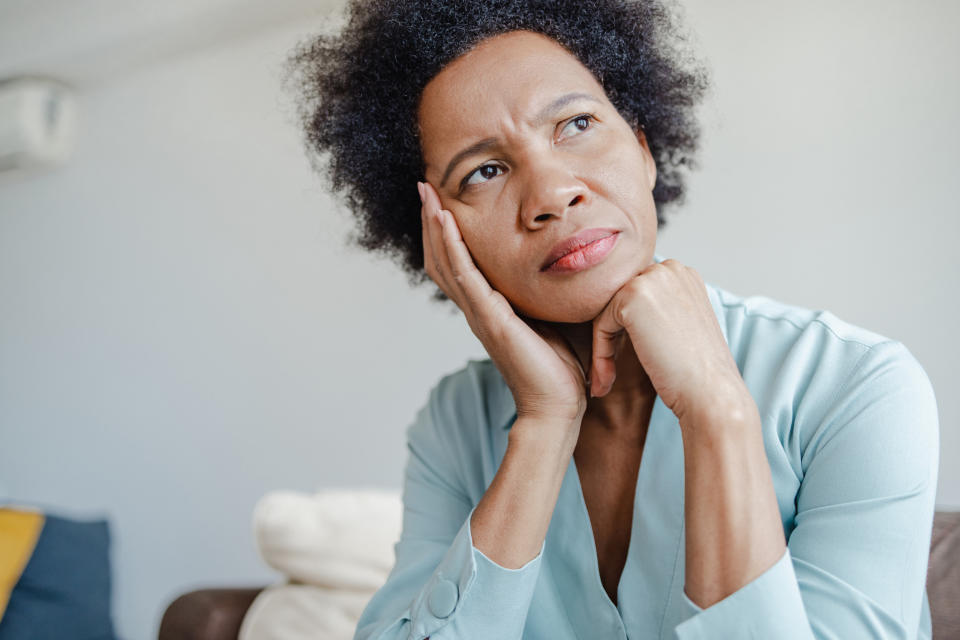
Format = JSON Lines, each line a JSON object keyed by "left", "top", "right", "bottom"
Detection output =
{"left": 418, "top": 30, "right": 659, "bottom": 323}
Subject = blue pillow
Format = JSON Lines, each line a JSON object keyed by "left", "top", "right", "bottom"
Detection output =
{"left": 0, "top": 513, "right": 117, "bottom": 640}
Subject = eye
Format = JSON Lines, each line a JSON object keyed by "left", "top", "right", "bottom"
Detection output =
{"left": 462, "top": 163, "right": 506, "bottom": 189}
{"left": 559, "top": 114, "right": 595, "bottom": 139}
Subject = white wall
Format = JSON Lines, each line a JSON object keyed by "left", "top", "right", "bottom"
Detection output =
{"left": 657, "top": 0, "right": 960, "bottom": 510}
{"left": 0, "top": 2, "right": 957, "bottom": 638}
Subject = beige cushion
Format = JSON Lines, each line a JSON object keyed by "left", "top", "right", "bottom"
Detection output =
{"left": 240, "top": 584, "right": 372, "bottom": 640}
{"left": 239, "top": 488, "right": 402, "bottom": 640}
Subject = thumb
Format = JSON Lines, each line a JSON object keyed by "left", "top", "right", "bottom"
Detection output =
{"left": 590, "top": 306, "right": 626, "bottom": 398}
{"left": 529, "top": 319, "right": 588, "bottom": 382}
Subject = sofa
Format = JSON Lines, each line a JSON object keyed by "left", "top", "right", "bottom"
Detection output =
{"left": 158, "top": 499, "right": 960, "bottom": 640}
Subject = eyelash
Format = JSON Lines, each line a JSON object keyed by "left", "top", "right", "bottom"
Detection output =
{"left": 458, "top": 113, "right": 597, "bottom": 192}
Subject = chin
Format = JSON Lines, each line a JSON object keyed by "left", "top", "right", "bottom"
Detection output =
{"left": 508, "top": 251, "right": 649, "bottom": 323}
{"left": 515, "top": 282, "right": 623, "bottom": 325}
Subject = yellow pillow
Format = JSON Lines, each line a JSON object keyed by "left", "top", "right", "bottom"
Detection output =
{"left": 0, "top": 507, "right": 45, "bottom": 621}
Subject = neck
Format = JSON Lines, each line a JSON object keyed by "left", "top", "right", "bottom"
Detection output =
{"left": 548, "top": 320, "right": 656, "bottom": 443}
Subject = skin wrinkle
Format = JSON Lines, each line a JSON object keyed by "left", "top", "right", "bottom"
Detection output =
{"left": 439, "top": 92, "right": 604, "bottom": 189}
{"left": 419, "top": 41, "right": 785, "bottom": 611}
{"left": 419, "top": 32, "right": 656, "bottom": 322}
{"left": 290, "top": 0, "right": 797, "bottom": 620}
{"left": 419, "top": 30, "right": 659, "bottom": 434}
{"left": 285, "top": 0, "right": 708, "bottom": 290}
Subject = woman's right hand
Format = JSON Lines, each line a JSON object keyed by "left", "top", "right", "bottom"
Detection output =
{"left": 419, "top": 181, "right": 588, "bottom": 427}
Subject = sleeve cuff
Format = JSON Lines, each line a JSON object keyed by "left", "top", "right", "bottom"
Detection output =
{"left": 407, "top": 505, "right": 545, "bottom": 639}
{"left": 675, "top": 547, "right": 814, "bottom": 640}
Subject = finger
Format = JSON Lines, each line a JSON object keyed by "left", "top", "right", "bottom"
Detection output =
{"left": 420, "top": 184, "right": 446, "bottom": 292}
{"left": 530, "top": 320, "right": 587, "bottom": 382}
{"left": 420, "top": 182, "right": 439, "bottom": 279}
{"left": 422, "top": 183, "right": 499, "bottom": 318}
{"left": 591, "top": 303, "right": 627, "bottom": 397}
{"left": 436, "top": 207, "right": 504, "bottom": 316}
{"left": 419, "top": 183, "right": 435, "bottom": 277}
{"left": 419, "top": 182, "right": 457, "bottom": 302}
{"left": 422, "top": 182, "right": 453, "bottom": 285}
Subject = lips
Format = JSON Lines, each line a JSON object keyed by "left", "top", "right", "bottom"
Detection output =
{"left": 541, "top": 228, "right": 619, "bottom": 271}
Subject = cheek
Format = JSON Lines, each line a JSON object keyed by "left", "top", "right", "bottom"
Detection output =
{"left": 456, "top": 217, "right": 526, "bottom": 292}
{"left": 455, "top": 218, "right": 500, "bottom": 272}
{"left": 594, "top": 140, "right": 646, "bottom": 184}
{"left": 591, "top": 143, "right": 655, "bottom": 213}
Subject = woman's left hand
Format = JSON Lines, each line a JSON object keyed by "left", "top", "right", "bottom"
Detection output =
{"left": 589, "top": 258, "right": 750, "bottom": 425}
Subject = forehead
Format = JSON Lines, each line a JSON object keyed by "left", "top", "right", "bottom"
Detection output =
{"left": 418, "top": 31, "right": 608, "bottom": 149}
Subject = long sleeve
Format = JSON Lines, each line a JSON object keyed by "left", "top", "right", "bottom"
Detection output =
{"left": 674, "top": 340, "right": 939, "bottom": 639}
{"left": 353, "top": 374, "right": 544, "bottom": 640}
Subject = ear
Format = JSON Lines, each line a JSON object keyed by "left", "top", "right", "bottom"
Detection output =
{"left": 634, "top": 126, "right": 657, "bottom": 191}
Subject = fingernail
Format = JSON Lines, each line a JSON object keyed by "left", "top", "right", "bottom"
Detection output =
{"left": 417, "top": 182, "right": 424, "bottom": 202}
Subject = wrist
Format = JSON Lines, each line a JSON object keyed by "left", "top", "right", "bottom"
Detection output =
{"left": 679, "top": 396, "right": 760, "bottom": 440}
{"left": 509, "top": 414, "right": 581, "bottom": 456}
{"left": 677, "top": 381, "right": 759, "bottom": 436}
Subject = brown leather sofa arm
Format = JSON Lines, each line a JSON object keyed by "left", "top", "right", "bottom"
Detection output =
{"left": 930, "top": 511, "right": 960, "bottom": 640}
{"left": 158, "top": 587, "right": 265, "bottom": 640}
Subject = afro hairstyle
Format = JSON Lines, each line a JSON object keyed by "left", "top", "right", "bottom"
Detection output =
{"left": 286, "top": 0, "right": 709, "bottom": 301}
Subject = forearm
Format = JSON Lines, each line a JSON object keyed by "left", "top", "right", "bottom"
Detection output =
{"left": 470, "top": 416, "right": 579, "bottom": 569}
{"left": 680, "top": 401, "right": 786, "bottom": 609}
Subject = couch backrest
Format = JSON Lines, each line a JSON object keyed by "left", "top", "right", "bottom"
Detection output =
{"left": 929, "top": 510, "right": 960, "bottom": 639}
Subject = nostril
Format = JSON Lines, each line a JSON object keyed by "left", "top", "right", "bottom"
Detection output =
{"left": 569, "top": 195, "right": 583, "bottom": 206}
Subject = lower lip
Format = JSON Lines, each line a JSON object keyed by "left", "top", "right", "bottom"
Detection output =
{"left": 543, "top": 232, "right": 619, "bottom": 274}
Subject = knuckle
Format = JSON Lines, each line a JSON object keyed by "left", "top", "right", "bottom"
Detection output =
{"left": 614, "top": 300, "right": 632, "bottom": 327}
{"left": 615, "top": 287, "right": 648, "bottom": 326}
{"left": 624, "top": 277, "right": 646, "bottom": 296}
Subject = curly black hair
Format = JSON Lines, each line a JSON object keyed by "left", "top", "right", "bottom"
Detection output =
{"left": 286, "top": 0, "right": 709, "bottom": 301}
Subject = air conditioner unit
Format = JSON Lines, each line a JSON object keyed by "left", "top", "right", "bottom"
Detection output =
{"left": 0, "top": 77, "right": 77, "bottom": 177}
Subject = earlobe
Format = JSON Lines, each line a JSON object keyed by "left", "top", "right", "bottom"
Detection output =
{"left": 635, "top": 126, "right": 658, "bottom": 190}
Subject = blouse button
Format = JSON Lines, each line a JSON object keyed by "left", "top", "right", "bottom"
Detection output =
{"left": 427, "top": 578, "right": 459, "bottom": 618}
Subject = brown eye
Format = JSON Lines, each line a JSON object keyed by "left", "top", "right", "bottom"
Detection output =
{"left": 560, "top": 114, "right": 595, "bottom": 138}
{"left": 463, "top": 163, "right": 505, "bottom": 188}
{"left": 479, "top": 165, "right": 500, "bottom": 179}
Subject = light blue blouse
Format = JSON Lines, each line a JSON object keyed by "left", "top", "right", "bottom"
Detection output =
{"left": 354, "top": 254, "right": 940, "bottom": 640}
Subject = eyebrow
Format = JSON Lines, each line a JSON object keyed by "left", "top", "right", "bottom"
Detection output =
{"left": 438, "top": 91, "right": 602, "bottom": 188}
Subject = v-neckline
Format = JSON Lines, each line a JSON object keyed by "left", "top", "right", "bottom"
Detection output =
{"left": 569, "top": 394, "right": 663, "bottom": 614}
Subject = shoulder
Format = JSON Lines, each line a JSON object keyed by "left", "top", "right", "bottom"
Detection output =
{"left": 708, "top": 280, "right": 914, "bottom": 394}
{"left": 706, "top": 281, "right": 937, "bottom": 467}
{"left": 404, "top": 358, "right": 511, "bottom": 500}
{"left": 710, "top": 281, "right": 893, "bottom": 352}
{"left": 410, "top": 358, "right": 511, "bottom": 436}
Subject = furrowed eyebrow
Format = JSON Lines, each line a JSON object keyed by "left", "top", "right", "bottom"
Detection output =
{"left": 439, "top": 138, "right": 499, "bottom": 188}
{"left": 438, "top": 92, "right": 603, "bottom": 188}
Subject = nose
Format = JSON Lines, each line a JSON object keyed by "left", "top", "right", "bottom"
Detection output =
{"left": 518, "top": 157, "right": 588, "bottom": 228}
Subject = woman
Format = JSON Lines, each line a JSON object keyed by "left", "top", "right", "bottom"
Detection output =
{"left": 287, "top": 1, "right": 939, "bottom": 638}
